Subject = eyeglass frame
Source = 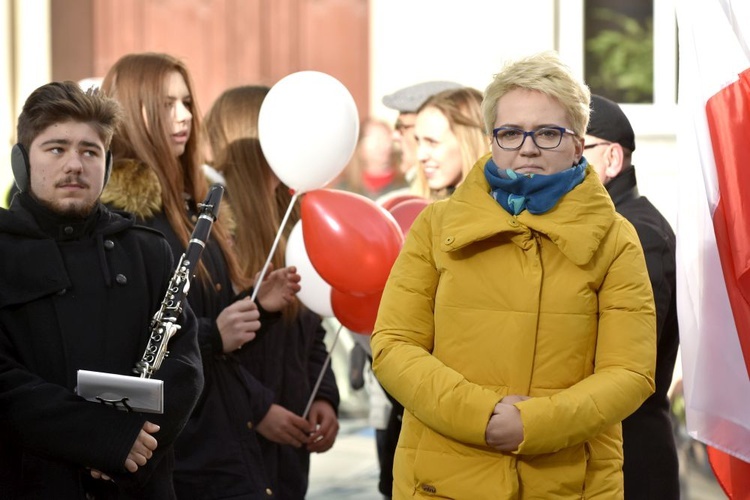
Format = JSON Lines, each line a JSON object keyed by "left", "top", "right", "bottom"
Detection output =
{"left": 492, "top": 126, "right": 577, "bottom": 151}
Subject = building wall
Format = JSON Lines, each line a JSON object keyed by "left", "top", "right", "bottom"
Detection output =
{"left": 2, "top": 0, "right": 52, "bottom": 200}
{"left": 0, "top": 0, "right": 13, "bottom": 198}
{"left": 57, "top": 0, "right": 369, "bottom": 119}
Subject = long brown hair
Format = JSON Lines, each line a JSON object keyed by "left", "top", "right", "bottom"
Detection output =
{"left": 102, "top": 52, "right": 249, "bottom": 288}
{"left": 204, "top": 85, "right": 299, "bottom": 315}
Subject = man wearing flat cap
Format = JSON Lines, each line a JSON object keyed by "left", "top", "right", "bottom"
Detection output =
{"left": 585, "top": 94, "right": 680, "bottom": 500}
{"left": 382, "top": 81, "right": 462, "bottom": 183}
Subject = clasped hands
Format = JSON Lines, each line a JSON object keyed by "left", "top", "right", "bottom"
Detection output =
{"left": 485, "top": 395, "right": 529, "bottom": 452}
{"left": 256, "top": 401, "right": 339, "bottom": 453}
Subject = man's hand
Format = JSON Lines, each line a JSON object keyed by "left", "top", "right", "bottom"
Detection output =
{"left": 306, "top": 400, "right": 339, "bottom": 453}
{"left": 217, "top": 297, "right": 261, "bottom": 352}
{"left": 256, "top": 404, "right": 311, "bottom": 447}
{"left": 256, "top": 265, "right": 301, "bottom": 312}
{"left": 124, "top": 421, "right": 159, "bottom": 473}
{"left": 485, "top": 397, "right": 528, "bottom": 452}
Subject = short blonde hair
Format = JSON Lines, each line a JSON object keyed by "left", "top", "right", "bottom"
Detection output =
{"left": 481, "top": 51, "right": 591, "bottom": 137}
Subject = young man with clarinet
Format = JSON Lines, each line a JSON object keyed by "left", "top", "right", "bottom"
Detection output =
{"left": 0, "top": 81, "right": 204, "bottom": 499}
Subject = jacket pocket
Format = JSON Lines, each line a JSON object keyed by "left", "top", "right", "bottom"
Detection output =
{"left": 411, "top": 424, "right": 519, "bottom": 500}
{"left": 516, "top": 442, "right": 588, "bottom": 499}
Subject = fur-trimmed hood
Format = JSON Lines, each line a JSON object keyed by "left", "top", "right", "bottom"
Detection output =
{"left": 101, "top": 159, "right": 163, "bottom": 219}
{"left": 102, "top": 159, "right": 236, "bottom": 232}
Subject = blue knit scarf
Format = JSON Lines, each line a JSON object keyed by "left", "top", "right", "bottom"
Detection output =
{"left": 483, "top": 157, "right": 587, "bottom": 215}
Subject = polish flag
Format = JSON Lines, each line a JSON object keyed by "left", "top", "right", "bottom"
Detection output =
{"left": 676, "top": 1, "right": 750, "bottom": 497}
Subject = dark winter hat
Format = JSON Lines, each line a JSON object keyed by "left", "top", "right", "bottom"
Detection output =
{"left": 587, "top": 94, "right": 636, "bottom": 152}
{"left": 382, "top": 81, "right": 463, "bottom": 113}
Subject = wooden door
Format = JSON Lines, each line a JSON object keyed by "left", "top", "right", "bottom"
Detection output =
{"left": 51, "top": 0, "right": 369, "bottom": 116}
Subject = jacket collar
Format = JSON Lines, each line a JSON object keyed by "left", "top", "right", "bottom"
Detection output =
{"left": 440, "top": 154, "right": 617, "bottom": 266}
{"left": 0, "top": 199, "right": 136, "bottom": 308}
{"left": 605, "top": 165, "right": 640, "bottom": 205}
{"left": 1, "top": 196, "right": 135, "bottom": 240}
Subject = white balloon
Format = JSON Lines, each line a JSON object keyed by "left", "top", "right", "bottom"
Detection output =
{"left": 285, "top": 220, "right": 334, "bottom": 317}
{"left": 259, "top": 71, "right": 359, "bottom": 193}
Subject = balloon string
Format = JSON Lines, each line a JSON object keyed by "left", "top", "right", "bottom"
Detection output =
{"left": 250, "top": 192, "right": 300, "bottom": 303}
{"left": 303, "top": 323, "right": 343, "bottom": 420}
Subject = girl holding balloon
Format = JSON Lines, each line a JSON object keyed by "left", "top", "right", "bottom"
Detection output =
{"left": 100, "top": 53, "right": 300, "bottom": 499}
{"left": 203, "top": 84, "right": 340, "bottom": 499}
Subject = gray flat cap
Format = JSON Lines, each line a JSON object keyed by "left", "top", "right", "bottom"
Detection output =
{"left": 382, "top": 80, "right": 463, "bottom": 113}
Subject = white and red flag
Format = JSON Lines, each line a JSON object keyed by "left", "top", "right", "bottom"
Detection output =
{"left": 676, "top": 1, "right": 750, "bottom": 497}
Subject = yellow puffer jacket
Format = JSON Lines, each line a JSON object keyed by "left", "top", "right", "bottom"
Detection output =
{"left": 371, "top": 154, "right": 656, "bottom": 500}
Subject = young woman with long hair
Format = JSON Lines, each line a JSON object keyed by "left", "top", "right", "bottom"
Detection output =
{"left": 101, "top": 53, "right": 298, "bottom": 499}
{"left": 203, "top": 85, "right": 339, "bottom": 499}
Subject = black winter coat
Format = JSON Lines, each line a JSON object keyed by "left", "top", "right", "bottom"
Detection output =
{"left": 606, "top": 167, "right": 680, "bottom": 500}
{"left": 102, "top": 160, "right": 278, "bottom": 499}
{"left": 0, "top": 194, "right": 203, "bottom": 499}
{"left": 239, "top": 308, "right": 339, "bottom": 499}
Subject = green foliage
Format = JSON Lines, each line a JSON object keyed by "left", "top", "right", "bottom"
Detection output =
{"left": 586, "top": 8, "right": 653, "bottom": 103}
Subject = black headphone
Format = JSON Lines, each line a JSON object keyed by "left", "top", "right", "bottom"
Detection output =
{"left": 11, "top": 143, "right": 113, "bottom": 192}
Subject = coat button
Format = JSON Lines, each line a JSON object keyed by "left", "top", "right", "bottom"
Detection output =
{"left": 246, "top": 421, "right": 253, "bottom": 430}
{"left": 444, "top": 236, "right": 454, "bottom": 244}
{"left": 57, "top": 288, "right": 67, "bottom": 296}
{"left": 508, "top": 219, "right": 519, "bottom": 227}
{"left": 104, "top": 239, "right": 115, "bottom": 250}
{"left": 63, "top": 226, "right": 74, "bottom": 235}
{"left": 215, "top": 283, "right": 222, "bottom": 292}
{"left": 265, "top": 488, "right": 273, "bottom": 496}
{"left": 115, "top": 274, "right": 128, "bottom": 285}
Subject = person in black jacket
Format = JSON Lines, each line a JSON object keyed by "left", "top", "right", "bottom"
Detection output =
{"left": 203, "top": 85, "right": 340, "bottom": 500}
{"left": 100, "top": 54, "right": 301, "bottom": 499}
{"left": 585, "top": 94, "right": 680, "bottom": 500}
{"left": 0, "top": 81, "right": 204, "bottom": 499}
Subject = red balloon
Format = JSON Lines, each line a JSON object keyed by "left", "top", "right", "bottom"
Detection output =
{"left": 301, "top": 189, "right": 404, "bottom": 294}
{"left": 388, "top": 198, "right": 430, "bottom": 236}
{"left": 332, "top": 288, "right": 382, "bottom": 335}
{"left": 377, "top": 193, "right": 423, "bottom": 211}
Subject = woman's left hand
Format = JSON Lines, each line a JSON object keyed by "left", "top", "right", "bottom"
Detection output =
{"left": 256, "top": 265, "right": 301, "bottom": 312}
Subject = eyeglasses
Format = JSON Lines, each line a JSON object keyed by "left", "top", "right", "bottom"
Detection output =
{"left": 583, "top": 142, "right": 612, "bottom": 150}
{"left": 492, "top": 126, "right": 576, "bottom": 151}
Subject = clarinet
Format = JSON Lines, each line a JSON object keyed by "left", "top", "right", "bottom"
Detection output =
{"left": 133, "top": 183, "right": 225, "bottom": 379}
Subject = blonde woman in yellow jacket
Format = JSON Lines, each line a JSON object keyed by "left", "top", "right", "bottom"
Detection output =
{"left": 371, "top": 51, "right": 656, "bottom": 500}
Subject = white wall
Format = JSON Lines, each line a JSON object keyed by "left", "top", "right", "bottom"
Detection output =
{"left": 631, "top": 136, "right": 679, "bottom": 228}
{"left": 369, "top": 0, "right": 557, "bottom": 122}
{"left": 1, "top": 0, "right": 51, "bottom": 206}
{"left": 1, "top": 0, "right": 13, "bottom": 203}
